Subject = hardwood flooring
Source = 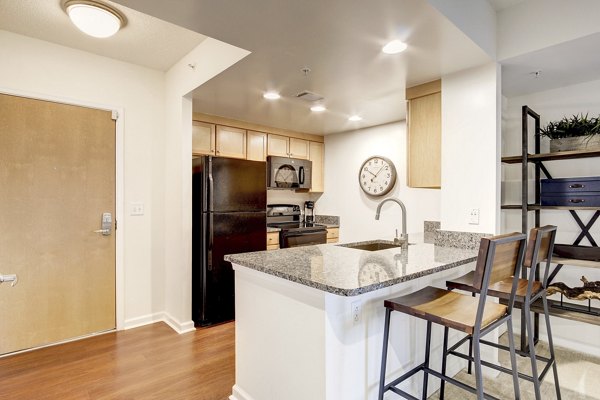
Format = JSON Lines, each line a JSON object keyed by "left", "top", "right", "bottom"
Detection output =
{"left": 0, "top": 322, "right": 235, "bottom": 400}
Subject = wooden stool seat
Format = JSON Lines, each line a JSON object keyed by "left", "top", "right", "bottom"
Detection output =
{"left": 384, "top": 287, "right": 508, "bottom": 334}
{"left": 447, "top": 271, "right": 543, "bottom": 301}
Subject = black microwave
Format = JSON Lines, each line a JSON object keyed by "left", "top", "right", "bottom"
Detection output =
{"left": 267, "top": 156, "right": 312, "bottom": 190}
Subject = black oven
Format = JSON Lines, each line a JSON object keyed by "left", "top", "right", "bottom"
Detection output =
{"left": 280, "top": 228, "right": 327, "bottom": 248}
{"left": 267, "top": 204, "right": 327, "bottom": 248}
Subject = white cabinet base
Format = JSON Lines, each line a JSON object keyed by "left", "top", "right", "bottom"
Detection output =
{"left": 230, "top": 262, "right": 489, "bottom": 400}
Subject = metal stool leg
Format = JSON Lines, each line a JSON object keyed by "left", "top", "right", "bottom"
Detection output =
{"left": 524, "top": 301, "right": 542, "bottom": 400}
{"left": 439, "top": 327, "right": 449, "bottom": 400}
{"left": 467, "top": 292, "right": 476, "bottom": 375}
{"left": 378, "top": 308, "right": 392, "bottom": 400}
{"left": 422, "top": 321, "right": 432, "bottom": 400}
{"left": 472, "top": 329, "right": 484, "bottom": 399}
{"left": 542, "top": 293, "right": 561, "bottom": 400}
{"left": 507, "top": 318, "right": 521, "bottom": 399}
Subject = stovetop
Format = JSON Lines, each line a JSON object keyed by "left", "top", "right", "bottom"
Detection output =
{"left": 266, "top": 203, "right": 326, "bottom": 232}
{"left": 267, "top": 221, "right": 325, "bottom": 230}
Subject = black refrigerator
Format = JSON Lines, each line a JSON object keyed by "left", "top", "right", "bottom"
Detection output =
{"left": 192, "top": 156, "right": 267, "bottom": 326}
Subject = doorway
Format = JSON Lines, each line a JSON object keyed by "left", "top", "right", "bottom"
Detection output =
{"left": 0, "top": 93, "right": 117, "bottom": 355}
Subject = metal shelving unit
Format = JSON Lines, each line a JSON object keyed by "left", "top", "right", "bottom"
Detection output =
{"left": 501, "top": 105, "right": 600, "bottom": 344}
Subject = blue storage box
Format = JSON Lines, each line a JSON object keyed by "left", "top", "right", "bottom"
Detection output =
{"left": 541, "top": 176, "right": 600, "bottom": 206}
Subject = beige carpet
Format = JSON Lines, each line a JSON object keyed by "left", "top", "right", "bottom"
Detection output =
{"left": 428, "top": 334, "right": 600, "bottom": 399}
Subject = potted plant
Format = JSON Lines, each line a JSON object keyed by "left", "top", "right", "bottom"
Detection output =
{"left": 540, "top": 113, "right": 600, "bottom": 152}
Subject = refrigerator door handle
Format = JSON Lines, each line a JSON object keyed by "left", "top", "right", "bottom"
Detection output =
{"left": 208, "top": 157, "right": 214, "bottom": 212}
{"left": 207, "top": 213, "right": 214, "bottom": 271}
{"left": 299, "top": 166, "right": 305, "bottom": 184}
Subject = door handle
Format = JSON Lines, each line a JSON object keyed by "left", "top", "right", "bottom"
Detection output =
{"left": 0, "top": 274, "right": 18, "bottom": 287}
{"left": 93, "top": 212, "right": 113, "bottom": 236}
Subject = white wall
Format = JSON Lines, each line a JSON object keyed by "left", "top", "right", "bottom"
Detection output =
{"left": 0, "top": 30, "right": 165, "bottom": 326}
{"left": 441, "top": 62, "right": 501, "bottom": 234}
{"left": 162, "top": 39, "right": 249, "bottom": 330}
{"left": 317, "top": 122, "right": 441, "bottom": 243}
{"left": 502, "top": 79, "right": 600, "bottom": 355}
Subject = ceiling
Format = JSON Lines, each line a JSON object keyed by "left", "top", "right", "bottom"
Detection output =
{"left": 112, "top": 0, "right": 492, "bottom": 135}
{"left": 501, "top": 32, "right": 600, "bottom": 97}
{"left": 0, "top": 0, "right": 206, "bottom": 71}
{"left": 5, "top": 0, "right": 599, "bottom": 134}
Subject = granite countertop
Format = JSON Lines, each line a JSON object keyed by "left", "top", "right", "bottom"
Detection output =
{"left": 225, "top": 240, "right": 477, "bottom": 296}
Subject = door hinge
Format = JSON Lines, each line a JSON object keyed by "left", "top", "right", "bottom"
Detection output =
{"left": 115, "top": 219, "right": 118, "bottom": 230}
{"left": 111, "top": 110, "right": 119, "bottom": 121}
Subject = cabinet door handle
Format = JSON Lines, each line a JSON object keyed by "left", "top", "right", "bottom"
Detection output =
{"left": 569, "top": 199, "right": 585, "bottom": 203}
{"left": 569, "top": 184, "right": 585, "bottom": 188}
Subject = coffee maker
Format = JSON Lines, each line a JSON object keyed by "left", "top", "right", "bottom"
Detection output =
{"left": 304, "top": 201, "right": 315, "bottom": 223}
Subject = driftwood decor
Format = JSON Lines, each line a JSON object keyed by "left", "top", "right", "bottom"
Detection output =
{"left": 547, "top": 276, "right": 600, "bottom": 301}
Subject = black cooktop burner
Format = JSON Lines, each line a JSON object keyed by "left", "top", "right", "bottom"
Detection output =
{"left": 267, "top": 222, "right": 327, "bottom": 233}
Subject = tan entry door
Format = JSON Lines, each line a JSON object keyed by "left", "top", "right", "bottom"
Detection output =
{"left": 0, "top": 94, "right": 116, "bottom": 355}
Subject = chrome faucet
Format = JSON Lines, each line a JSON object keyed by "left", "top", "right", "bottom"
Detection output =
{"left": 375, "top": 197, "right": 408, "bottom": 250}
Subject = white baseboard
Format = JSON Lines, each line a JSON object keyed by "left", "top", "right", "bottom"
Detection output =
{"left": 124, "top": 312, "right": 196, "bottom": 334}
{"left": 230, "top": 385, "right": 253, "bottom": 400}
{"left": 163, "top": 312, "right": 196, "bottom": 334}
{"left": 123, "top": 313, "right": 165, "bottom": 330}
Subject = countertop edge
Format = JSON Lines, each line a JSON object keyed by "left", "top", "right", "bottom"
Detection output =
{"left": 227, "top": 252, "right": 477, "bottom": 297}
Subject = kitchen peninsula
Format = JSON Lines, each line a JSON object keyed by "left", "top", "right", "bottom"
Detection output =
{"left": 225, "top": 241, "right": 478, "bottom": 400}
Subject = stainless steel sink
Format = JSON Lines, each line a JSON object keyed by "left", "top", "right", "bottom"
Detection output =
{"left": 336, "top": 240, "right": 410, "bottom": 252}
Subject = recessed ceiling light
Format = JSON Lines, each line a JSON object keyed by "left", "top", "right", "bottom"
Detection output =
{"left": 349, "top": 115, "right": 363, "bottom": 122}
{"left": 310, "top": 105, "right": 326, "bottom": 112}
{"left": 382, "top": 40, "right": 407, "bottom": 55}
{"left": 64, "top": 0, "right": 126, "bottom": 38}
{"left": 263, "top": 91, "right": 281, "bottom": 100}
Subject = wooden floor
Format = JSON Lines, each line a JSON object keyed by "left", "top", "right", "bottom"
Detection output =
{"left": 0, "top": 322, "right": 235, "bottom": 400}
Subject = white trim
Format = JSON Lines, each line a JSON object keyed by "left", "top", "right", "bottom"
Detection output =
{"left": 123, "top": 312, "right": 165, "bottom": 330}
{"left": 163, "top": 312, "right": 196, "bottom": 334}
{"left": 124, "top": 312, "right": 195, "bottom": 334}
{"left": 230, "top": 385, "right": 254, "bottom": 400}
{"left": 0, "top": 86, "right": 125, "bottom": 331}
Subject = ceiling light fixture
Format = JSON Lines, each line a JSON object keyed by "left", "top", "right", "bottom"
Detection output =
{"left": 382, "top": 40, "right": 408, "bottom": 55}
{"left": 310, "top": 105, "right": 326, "bottom": 112}
{"left": 263, "top": 91, "right": 281, "bottom": 100}
{"left": 64, "top": 0, "right": 126, "bottom": 38}
{"left": 349, "top": 115, "right": 363, "bottom": 122}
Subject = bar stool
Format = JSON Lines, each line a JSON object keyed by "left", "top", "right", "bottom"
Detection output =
{"left": 378, "top": 232, "right": 526, "bottom": 400}
{"left": 444, "top": 225, "right": 560, "bottom": 400}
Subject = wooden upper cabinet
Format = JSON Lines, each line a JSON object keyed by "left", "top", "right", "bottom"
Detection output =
{"left": 267, "top": 134, "right": 289, "bottom": 157}
{"left": 289, "top": 138, "right": 309, "bottom": 160}
{"left": 247, "top": 130, "right": 267, "bottom": 161}
{"left": 216, "top": 125, "right": 247, "bottom": 159}
{"left": 192, "top": 121, "right": 215, "bottom": 155}
{"left": 309, "top": 141, "right": 324, "bottom": 192}
{"left": 267, "top": 134, "right": 309, "bottom": 159}
{"left": 406, "top": 80, "right": 441, "bottom": 188}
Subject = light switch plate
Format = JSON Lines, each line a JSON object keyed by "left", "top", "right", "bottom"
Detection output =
{"left": 131, "top": 202, "right": 144, "bottom": 216}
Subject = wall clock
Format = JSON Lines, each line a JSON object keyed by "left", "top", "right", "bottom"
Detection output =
{"left": 358, "top": 156, "right": 397, "bottom": 196}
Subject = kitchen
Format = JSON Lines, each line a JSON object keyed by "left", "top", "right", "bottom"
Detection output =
{"left": 1, "top": 0, "right": 599, "bottom": 399}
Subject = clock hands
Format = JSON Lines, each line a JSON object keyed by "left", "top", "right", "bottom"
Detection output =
{"left": 373, "top": 165, "right": 385, "bottom": 178}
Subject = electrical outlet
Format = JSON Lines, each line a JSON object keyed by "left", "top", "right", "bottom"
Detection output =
{"left": 351, "top": 300, "right": 362, "bottom": 324}
{"left": 469, "top": 208, "right": 480, "bottom": 225}
{"left": 131, "top": 202, "right": 144, "bottom": 216}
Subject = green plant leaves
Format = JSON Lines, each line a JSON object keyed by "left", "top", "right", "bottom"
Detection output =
{"left": 540, "top": 113, "right": 600, "bottom": 139}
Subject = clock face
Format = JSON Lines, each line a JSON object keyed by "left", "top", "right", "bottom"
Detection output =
{"left": 358, "top": 156, "right": 397, "bottom": 196}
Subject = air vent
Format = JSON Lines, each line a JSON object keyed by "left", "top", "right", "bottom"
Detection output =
{"left": 296, "top": 91, "right": 324, "bottom": 102}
